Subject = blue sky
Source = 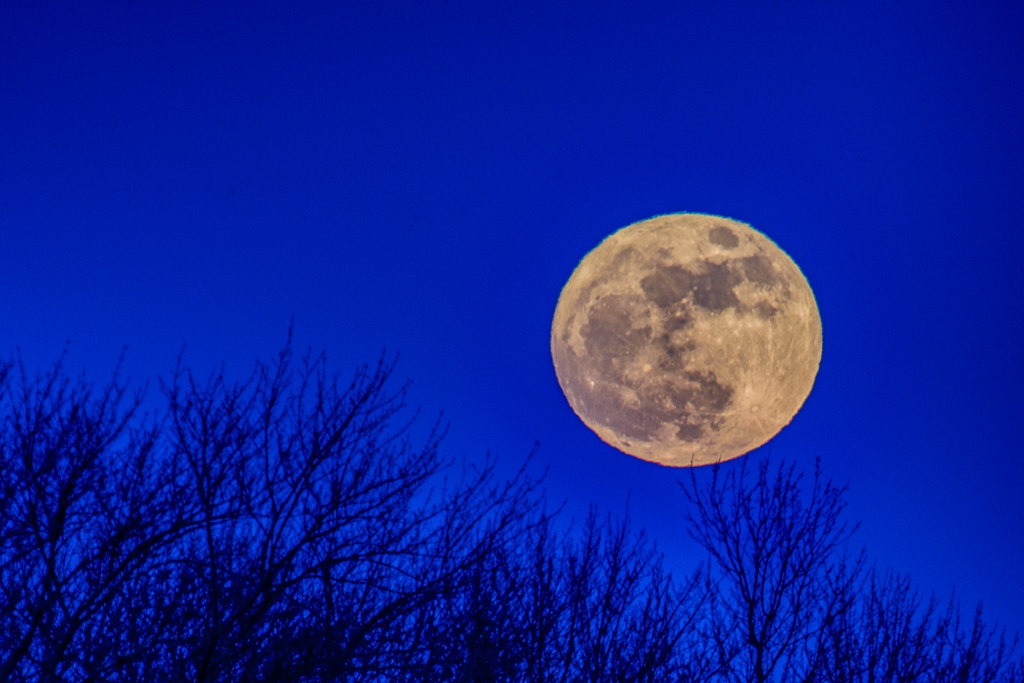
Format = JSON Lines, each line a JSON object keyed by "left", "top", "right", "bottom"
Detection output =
{"left": 2, "top": 1, "right": 1022, "bottom": 636}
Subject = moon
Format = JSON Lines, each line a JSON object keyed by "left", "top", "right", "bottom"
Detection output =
{"left": 551, "top": 213, "right": 822, "bottom": 467}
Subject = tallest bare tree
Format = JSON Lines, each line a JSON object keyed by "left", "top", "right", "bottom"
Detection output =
{"left": 0, "top": 343, "right": 697, "bottom": 683}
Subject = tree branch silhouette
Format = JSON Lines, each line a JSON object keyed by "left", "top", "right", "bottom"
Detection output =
{"left": 1, "top": 345, "right": 1020, "bottom": 683}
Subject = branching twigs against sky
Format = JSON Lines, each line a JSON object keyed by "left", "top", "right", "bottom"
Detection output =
{"left": 681, "top": 459, "right": 1023, "bottom": 683}
{"left": 0, "top": 344, "right": 1021, "bottom": 683}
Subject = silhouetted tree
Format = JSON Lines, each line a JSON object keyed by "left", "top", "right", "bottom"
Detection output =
{"left": 682, "top": 459, "right": 1023, "bottom": 683}
{"left": 816, "top": 567, "right": 1022, "bottom": 683}
{"left": 681, "top": 459, "right": 860, "bottom": 683}
{"left": 411, "top": 508, "right": 706, "bottom": 683}
{"left": 0, "top": 344, "right": 531, "bottom": 682}
{"left": 0, "top": 354, "right": 188, "bottom": 682}
{"left": 2, "top": 345, "right": 1021, "bottom": 683}
{"left": 151, "top": 345, "right": 546, "bottom": 681}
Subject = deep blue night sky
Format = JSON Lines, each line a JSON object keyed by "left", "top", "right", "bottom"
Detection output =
{"left": 2, "top": 1, "right": 1022, "bottom": 636}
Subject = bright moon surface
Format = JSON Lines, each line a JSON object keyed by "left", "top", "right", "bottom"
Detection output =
{"left": 551, "top": 213, "right": 822, "bottom": 466}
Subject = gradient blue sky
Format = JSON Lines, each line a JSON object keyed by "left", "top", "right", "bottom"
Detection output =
{"left": 2, "top": 1, "right": 1022, "bottom": 636}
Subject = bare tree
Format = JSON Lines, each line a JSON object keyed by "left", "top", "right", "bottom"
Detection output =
{"left": 0, "top": 343, "right": 543, "bottom": 682}
{"left": 3, "top": 344, "right": 1021, "bottom": 683}
{"left": 817, "top": 567, "right": 1022, "bottom": 683}
{"left": 150, "top": 342, "right": 553, "bottom": 682}
{"left": 396, "top": 506, "right": 706, "bottom": 683}
{"left": 1, "top": 343, "right": 699, "bottom": 683}
{"left": 0, "top": 354, "right": 195, "bottom": 683}
{"left": 681, "top": 459, "right": 859, "bottom": 683}
{"left": 682, "top": 458, "right": 1023, "bottom": 683}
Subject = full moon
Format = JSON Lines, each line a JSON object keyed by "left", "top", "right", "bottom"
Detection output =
{"left": 551, "top": 213, "right": 822, "bottom": 467}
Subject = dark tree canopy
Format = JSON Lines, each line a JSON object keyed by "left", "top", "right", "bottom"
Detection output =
{"left": 0, "top": 345, "right": 1020, "bottom": 683}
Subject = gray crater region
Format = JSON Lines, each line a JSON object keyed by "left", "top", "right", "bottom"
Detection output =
{"left": 551, "top": 213, "right": 822, "bottom": 467}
